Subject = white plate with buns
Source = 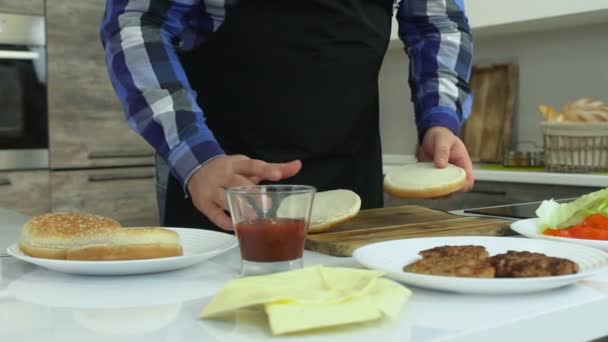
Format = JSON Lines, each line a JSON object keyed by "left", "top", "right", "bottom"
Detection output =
{"left": 7, "top": 227, "right": 237, "bottom": 276}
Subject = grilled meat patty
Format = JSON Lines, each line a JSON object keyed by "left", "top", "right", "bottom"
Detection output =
{"left": 404, "top": 246, "right": 578, "bottom": 278}
{"left": 419, "top": 245, "right": 489, "bottom": 260}
{"left": 404, "top": 245, "right": 495, "bottom": 278}
{"left": 404, "top": 256, "right": 495, "bottom": 278}
{"left": 489, "top": 251, "right": 579, "bottom": 277}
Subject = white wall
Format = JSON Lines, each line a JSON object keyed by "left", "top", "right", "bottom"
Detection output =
{"left": 378, "top": 47, "right": 417, "bottom": 155}
{"left": 379, "top": 22, "right": 608, "bottom": 155}
{"left": 466, "top": 0, "right": 608, "bottom": 29}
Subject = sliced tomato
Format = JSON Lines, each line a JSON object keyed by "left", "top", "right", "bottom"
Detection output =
{"left": 543, "top": 228, "right": 571, "bottom": 237}
{"left": 569, "top": 225, "right": 608, "bottom": 240}
{"left": 583, "top": 213, "right": 608, "bottom": 229}
{"left": 542, "top": 213, "right": 608, "bottom": 240}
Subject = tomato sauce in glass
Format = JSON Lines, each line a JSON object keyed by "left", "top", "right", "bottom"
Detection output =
{"left": 236, "top": 218, "right": 308, "bottom": 262}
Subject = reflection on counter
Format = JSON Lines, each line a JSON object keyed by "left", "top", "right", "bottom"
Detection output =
{"left": 73, "top": 305, "right": 181, "bottom": 336}
{"left": 6, "top": 261, "right": 234, "bottom": 308}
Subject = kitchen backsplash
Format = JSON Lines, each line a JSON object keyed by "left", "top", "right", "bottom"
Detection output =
{"left": 379, "top": 21, "right": 608, "bottom": 156}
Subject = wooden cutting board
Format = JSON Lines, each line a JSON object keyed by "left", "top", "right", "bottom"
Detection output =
{"left": 461, "top": 63, "right": 518, "bottom": 163}
{"left": 305, "top": 205, "right": 516, "bottom": 257}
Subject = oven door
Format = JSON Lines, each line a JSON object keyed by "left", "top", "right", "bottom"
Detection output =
{"left": 0, "top": 47, "right": 49, "bottom": 171}
{"left": 0, "top": 47, "right": 47, "bottom": 150}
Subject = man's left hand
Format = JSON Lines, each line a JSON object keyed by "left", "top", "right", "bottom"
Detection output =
{"left": 417, "top": 126, "right": 474, "bottom": 191}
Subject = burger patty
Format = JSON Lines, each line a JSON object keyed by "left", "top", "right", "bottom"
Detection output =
{"left": 419, "top": 245, "right": 489, "bottom": 260}
{"left": 489, "top": 251, "right": 579, "bottom": 277}
{"left": 404, "top": 256, "right": 495, "bottom": 278}
{"left": 404, "top": 246, "right": 578, "bottom": 278}
{"left": 404, "top": 245, "right": 495, "bottom": 278}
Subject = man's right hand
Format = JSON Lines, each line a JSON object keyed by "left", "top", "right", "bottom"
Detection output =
{"left": 186, "top": 155, "right": 302, "bottom": 230}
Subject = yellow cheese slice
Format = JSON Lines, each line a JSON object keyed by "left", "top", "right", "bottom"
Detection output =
{"left": 265, "top": 278, "right": 411, "bottom": 335}
{"left": 367, "top": 278, "right": 411, "bottom": 319}
{"left": 200, "top": 265, "right": 411, "bottom": 335}
{"left": 200, "top": 265, "right": 384, "bottom": 318}
{"left": 265, "top": 293, "right": 382, "bottom": 335}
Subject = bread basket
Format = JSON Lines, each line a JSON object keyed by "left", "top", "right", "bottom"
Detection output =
{"left": 541, "top": 121, "right": 608, "bottom": 172}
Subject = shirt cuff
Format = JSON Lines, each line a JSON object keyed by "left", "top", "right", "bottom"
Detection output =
{"left": 416, "top": 107, "right": 462, "bottom": 142}
{"left": 167, "top": 138, "right": 225, "bottom": 195}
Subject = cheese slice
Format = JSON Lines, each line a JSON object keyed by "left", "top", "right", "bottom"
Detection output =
{"left": 200, "top": 265, "right": 384, "bottom": 318}
{"left": 265, "top": 278, "right": 410, "bottom": 335}
{"left": 366, "top": 278, "right": 410, "bottom": 319}
{"left": 265, "top": 293, "right": 382, "bottom": 335}
{"left": 200, "top": 265, "right": 411, "bottom": 335}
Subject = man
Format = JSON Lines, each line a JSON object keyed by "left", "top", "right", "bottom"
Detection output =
{"left": 101, "top": 0, "right": 475, "bottom": 231}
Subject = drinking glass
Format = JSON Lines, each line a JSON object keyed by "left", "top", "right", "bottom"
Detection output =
{"left": 226, "top": 185, "right": 316, "bottom": 276}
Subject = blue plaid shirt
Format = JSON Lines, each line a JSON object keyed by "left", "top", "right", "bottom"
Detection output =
{"left": 101, "top": 0, "right": 473, "bottom": 189}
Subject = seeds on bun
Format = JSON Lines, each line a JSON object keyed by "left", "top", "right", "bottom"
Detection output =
{"left": 19, "top": 212, "right": 122, "bottom": 259}
{"left": 66, "top": 227, "right": 183, "bottom": 261}
{"left": 384, "top": 162, "right": 466, "bottom": 199}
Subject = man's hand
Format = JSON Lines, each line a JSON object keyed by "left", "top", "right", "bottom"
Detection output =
{"left": 187, "top": 155, "right": 302, "bottom": 230}
{"left": 417, "top": 126, "right": 474, "bottom": 191}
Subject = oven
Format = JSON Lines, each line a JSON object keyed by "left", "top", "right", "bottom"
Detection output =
{"left": 0, "top": 13, "right": 47, "bottom": 170}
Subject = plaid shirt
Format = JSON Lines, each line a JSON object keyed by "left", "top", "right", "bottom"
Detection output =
{"left": 100, "top": 0, "right": 473, "bottom": 189}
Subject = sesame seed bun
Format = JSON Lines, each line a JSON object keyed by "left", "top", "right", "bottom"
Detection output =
{"left": 384, "top": 162, "right": 467, "bottom": 199}
{"left": 66, "top": 227, "right": 183, "bottom": 261}
{"left": 18, "top": 212, "right": 122, "bottom": 259}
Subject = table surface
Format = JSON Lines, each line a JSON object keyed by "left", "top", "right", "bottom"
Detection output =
{"left": 1, "top": 209, "right": 607, "bottom": 342}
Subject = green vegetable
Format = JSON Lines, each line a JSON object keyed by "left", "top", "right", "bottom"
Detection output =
{"left": 535, "top": 187, "right": 608, "bottom": 229}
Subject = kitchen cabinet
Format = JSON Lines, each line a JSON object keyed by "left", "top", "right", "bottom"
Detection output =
{"left": 384, "top": 181, "right": 602, "bottom": 212}
{"left": 0, "top": 0, "right": 43, "bottom": 15}
{"left": 46, "top": 0, "right": 155, "bottom": 169}
{"left": 51, "top": 167, "right": 159, "bottom": 226}
{"left": 0, "top": 170, "right": 50, "bottom": 216}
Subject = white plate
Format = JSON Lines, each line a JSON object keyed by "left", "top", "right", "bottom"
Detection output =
{"left": 511, "top": 217, "right": 608, "bottom": 251}
{"left": 6, "top": 228, "right": 237, "bottom": 276}
{"left": 352, "top": 236, "right": 608, "bottom": 294}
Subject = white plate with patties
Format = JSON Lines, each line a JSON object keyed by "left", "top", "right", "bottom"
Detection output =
{"left": 353, "top": 236, "right": 608, "bottom": 294}
{"left": 8, "top": 228, "right": 237, "bottom": 276}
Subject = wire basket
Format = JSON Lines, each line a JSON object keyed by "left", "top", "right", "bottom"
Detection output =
{"left": 541, "top": 122, "right": 608, "bottom": 173}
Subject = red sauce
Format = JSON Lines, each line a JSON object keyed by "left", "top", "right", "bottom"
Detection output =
{"left": 236, "top": 218, "right": 308, "bottom": 262}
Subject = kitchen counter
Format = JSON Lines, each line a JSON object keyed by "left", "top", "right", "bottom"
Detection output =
{"left": 383, "top": 154, "right": 608, "bottom": 188}
{"left": 0, "top": 208, "right": 27, "bottom": 257}
{"left": 1, "top": 208, "right": 608, "bottom": 342}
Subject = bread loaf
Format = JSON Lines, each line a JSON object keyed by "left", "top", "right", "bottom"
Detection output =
{"left": 18, "top": 212, "right": 122, "bottom": 259}
{"left": 539, "top": 98, "right": 608, "bottom": 122}
{"left": 66, "top": 227, "right": 183, "bottom": 261}
{"left": 384, "top": 162, "right": 466, "bottom": 199}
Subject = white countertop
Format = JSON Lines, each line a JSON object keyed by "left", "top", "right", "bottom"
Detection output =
{"left": 382, "top": 154, "right": 608, "bottom": 188}
{"left": 1, "top": 208, "right": 608, "bottom": 342}
{"left": 0, "top": 208, "right": 27, "bottom": 257}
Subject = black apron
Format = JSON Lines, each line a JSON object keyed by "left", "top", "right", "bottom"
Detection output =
{"left": 162, "top": 0, "right": 393, "bottom": 230}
